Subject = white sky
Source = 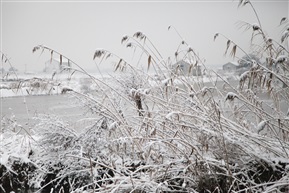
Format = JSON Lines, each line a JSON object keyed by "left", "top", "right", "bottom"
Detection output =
{"left": 1, "top": 0, "right": 288, "bottom": 73}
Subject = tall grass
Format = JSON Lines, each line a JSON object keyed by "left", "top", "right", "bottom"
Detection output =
{"left": 1, "top": 0, "right": 289, "bottom": 192}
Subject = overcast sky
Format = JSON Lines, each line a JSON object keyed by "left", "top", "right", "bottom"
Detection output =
{"left": 1, "top": 0, "right": 288, "bottom": 73}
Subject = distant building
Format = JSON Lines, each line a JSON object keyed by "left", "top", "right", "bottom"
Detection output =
{"left": 44, "top": 58, "right": 70, "bottom": 73}
{"left": 0, "top": 68, "right": 5, "bottom": 73}
{"left": 172, "top": 60, "right": 202, "bottom": 76}
{"left": 222, "top": 62, "right": 239, "bottom": 72}
{"left": 8, "top": 67, "right": 18, "bottom": 72}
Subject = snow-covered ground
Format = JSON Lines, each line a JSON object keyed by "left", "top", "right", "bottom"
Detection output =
{"left": 0, "top": 72, "right": 106, "bottom": 97}
{"left": 1, "top": 71, "right": 238, "bottom": 97}
{"left": 1, "top": 95, "right": 94, "bottom": 130}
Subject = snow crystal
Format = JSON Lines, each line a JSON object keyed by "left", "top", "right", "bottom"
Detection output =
{"left": 257, "top": 120, "right": 266, "bottom": 133}
{"left": 165, "top": 111, "right": 180, "bottom": 120}
{"left": 0, "top": 152, "right": 9, "bottom": 166}
{"left": 109, "top": 121, "right": 119, "bottom": 131}
{"left": 129, "top": 88, "right": 137, "bottom": 97}
{"left": 161, "top": 78, "right": 170, "bottom": 87}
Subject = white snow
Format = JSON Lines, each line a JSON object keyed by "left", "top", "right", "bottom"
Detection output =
{"left": 257, "top": 120, "right": 266, "bottom": 133}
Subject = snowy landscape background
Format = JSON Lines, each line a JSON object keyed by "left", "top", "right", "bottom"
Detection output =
{"left": 1, "top": 0, "right": 289, "bottom": 192}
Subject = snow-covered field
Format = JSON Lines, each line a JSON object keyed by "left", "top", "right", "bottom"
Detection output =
{"left": 0, "top": 72, "right": 107, "bottom": 97}
{"left": 1, "top": 72, "right": 239, "bottom": 129}
{"left": 1, "top": 72, "right": 230, "bottom": 131}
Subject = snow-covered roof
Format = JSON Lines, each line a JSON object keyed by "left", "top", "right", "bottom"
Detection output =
{"left": 223, "top": 61, "right": 239, "bottom": 67}
{"left": 46, "top": 57, "right": 69, "bottom": 64}
{"left": 173, "top": 60, "right": 190, "bottom": 67}
{"left": 230, "top": 61, "right": 239, "bottom": 66}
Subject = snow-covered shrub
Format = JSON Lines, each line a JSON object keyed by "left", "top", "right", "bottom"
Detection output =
{"left": 0, "top": 116, "right": 36, "bottom": 192}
